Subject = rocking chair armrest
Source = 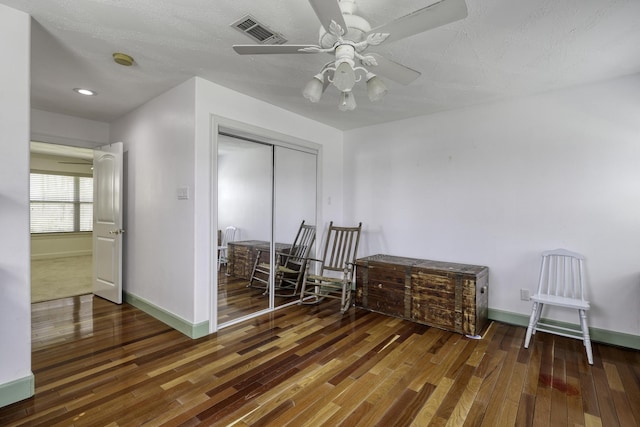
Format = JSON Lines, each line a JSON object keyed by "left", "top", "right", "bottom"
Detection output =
{"left": 275, "top": 250, "right": 296, "bottom": 260}
{"left": 254, "top": 249, "right": 288, "bottom": 260}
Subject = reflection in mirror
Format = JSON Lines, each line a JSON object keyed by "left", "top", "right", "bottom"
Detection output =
{"left": 216, "top": 132, "right": 318, "bottom": 326}
{"left": 273, "top": 146, "right": 317, "bottom": 308}
{"left": 217, "top": 135, "right": 272, "bottom": 324}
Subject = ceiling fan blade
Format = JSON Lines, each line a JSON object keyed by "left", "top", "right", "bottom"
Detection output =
{"left": 233, "top": 44, "right": 320, "bottom": 55}
{"left": 308, "top": 0, "right": 347, "bottom": 34}
{"left": 365, "top": 53, "right": 421, "bottom": 85}
{"left": 365, "top": 0, "right": 468, "bottom": 44}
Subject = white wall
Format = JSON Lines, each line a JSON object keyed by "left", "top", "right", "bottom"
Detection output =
{"left": 0, "top": 4, "right": 33, "bottom": 406}
{"left": 31, "top": 109, "right": 110, "bottom": 148}
{"left": 110, "top": 79, "right": 197, "bottom": 324}
{"left": 344, "top": 74, "right": 640, "bottom": 336}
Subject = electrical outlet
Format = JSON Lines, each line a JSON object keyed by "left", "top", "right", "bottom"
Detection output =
{"left": 520, "top": 288, "right": 530, "bottom": 301}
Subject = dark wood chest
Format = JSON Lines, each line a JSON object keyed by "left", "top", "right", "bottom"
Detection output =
{"left": 355, "top": 254, "right": 489, "bottom": 336}
{"left": 227, "top": 240, "right": 291, "bottom": 279}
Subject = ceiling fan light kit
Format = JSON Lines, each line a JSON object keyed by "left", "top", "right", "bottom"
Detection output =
{"left": 366, "top": 72, "right": 387, "bottom": 102}
{"left": 233, "top": 0, "right": 468, "bottom": 111}
{"left": 303, "top": 73, "right": 325, "bottom": 103}
{"left": 338, "top": 91, "right": 357, "bottom": 111}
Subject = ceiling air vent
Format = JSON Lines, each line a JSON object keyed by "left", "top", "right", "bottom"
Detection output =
{"left": 231, "top": 14, "right": 287, "bottom": 45}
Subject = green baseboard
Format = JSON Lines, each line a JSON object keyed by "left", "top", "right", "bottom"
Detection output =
{"left": 489, "top": 309, "right": 640, "bottom": 350}
{"left": 0, "top": 374, "right": 34, "bottom": 408}
{"left": 124, "top": 292, "right": 209, "bottom": 339}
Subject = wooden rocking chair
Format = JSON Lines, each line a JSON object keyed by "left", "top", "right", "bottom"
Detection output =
{"left": 299, "top": 221, "right": 362, "bottom": 313}
{"left": 248, "top": 220, "right": 316, "bottom": 297}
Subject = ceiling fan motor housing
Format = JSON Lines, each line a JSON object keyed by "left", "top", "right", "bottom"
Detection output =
{"left": 318, "top": 13, "right": 371, "bottom": 50}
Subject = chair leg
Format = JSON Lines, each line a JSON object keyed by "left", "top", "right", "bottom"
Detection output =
{"left": 524, "top": 302, "right": 539, "bottom": 348}
{"left": 340, "top": 284, "right": 351, "bottom": 313}
{"left": 532, "top": 303, "right": 544, "bottom": 336}
{"left": 579, "top": 309, "right": 594, "bottom": 365}
{"left": 299, "top": 280, "right": 315, "bottom": 304}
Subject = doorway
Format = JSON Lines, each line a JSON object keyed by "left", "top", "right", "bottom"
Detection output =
{"left": 29, "top": 141, "right": 94, "bottom": 303}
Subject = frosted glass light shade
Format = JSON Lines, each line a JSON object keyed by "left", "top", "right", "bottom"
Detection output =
{"left": 366, "top": 75, "right": 387, "bottom": 102}
{"left": 333, "top": 62, "right": 356, "bottom": 92}
{"left": 338, "top": 91, "right": 357, "bottom": 111}
{"left": 303, "top": 75, "right": 324, "bottom": 103}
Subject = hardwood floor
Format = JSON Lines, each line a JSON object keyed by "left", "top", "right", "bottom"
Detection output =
{"left": 2, "top": 296, "right": 639, "bottom": 426}
{"left": 217, "top": 270, "right": 298, "bottom": 324}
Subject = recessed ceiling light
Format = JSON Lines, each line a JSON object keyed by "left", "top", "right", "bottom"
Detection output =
{"left": 73, "top": 88, "right": 97, "bottom": 96}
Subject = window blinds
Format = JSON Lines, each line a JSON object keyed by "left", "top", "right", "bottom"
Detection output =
{"left": 30, "top": 173, "right": 93, "bottom": 233}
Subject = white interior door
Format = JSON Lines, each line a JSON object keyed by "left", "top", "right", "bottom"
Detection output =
{"left": 93, "top": 142, "right": 123, "bottom": 304}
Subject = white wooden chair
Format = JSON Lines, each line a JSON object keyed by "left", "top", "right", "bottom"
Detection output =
{"left": 524, "top": 249, "right": 593, "bottom": 364}
{"left": 217, "top": 226, "right": 237, "bottom": 273}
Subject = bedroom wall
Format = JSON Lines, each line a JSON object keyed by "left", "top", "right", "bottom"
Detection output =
{"left": 343, "top": 74, "right": 640, "bottom": 341}
{"left": 110, "top": 79, "right": 197, "bottom": 327}
{"left": 31, "top": 109, "right": 110, "bottom": 148}
{"left": 0, "top": 4, "right": 33, "bottom": 407}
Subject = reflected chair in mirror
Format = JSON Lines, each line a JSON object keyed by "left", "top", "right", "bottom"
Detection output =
{"left": 248, "top": 220, "right": 316, "bottom": 297}
{"left": 299, "top": 221, "right": 362, "bottom": 313}
{"left": 217, "top": 226, "right": 237, "bottom": 273}
{"left": 524, "top": 248, "right": 593, "bottom": 365}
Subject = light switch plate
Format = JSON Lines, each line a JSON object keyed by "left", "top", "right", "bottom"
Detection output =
{"left": 177, "top": 186, "right": 189, "bottom": 200}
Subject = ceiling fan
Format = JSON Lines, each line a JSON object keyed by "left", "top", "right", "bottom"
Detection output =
{"left": 233, "top": 0, "right": 468, "bottom": 111}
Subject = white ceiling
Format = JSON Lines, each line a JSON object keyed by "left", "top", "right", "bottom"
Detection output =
{"left": 3, "top": 0, "right": 640, "bottom": 130}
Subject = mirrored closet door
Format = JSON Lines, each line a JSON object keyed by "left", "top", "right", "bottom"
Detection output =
{"left": 217, "top": 133, "right": 317, "bottom": 326}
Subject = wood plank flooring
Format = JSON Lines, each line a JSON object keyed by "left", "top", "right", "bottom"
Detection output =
{"left": 1, "top": 295, "right": 639, "bottom": 426}
{"left": 217, "top": 271, "right": 298, "bottom": 324}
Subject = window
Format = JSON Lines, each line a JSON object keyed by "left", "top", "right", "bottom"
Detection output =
{"left": 30, "top": 173, "right": 93, "bottom": 233}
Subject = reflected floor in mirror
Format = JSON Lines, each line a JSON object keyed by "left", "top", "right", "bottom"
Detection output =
{"left": 217, "top": 266, "right": 299, "bottom": 324}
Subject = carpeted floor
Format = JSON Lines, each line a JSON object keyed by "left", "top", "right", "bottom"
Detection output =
{"left": 31, "top": 255, "right": 93, "bottom": 303}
